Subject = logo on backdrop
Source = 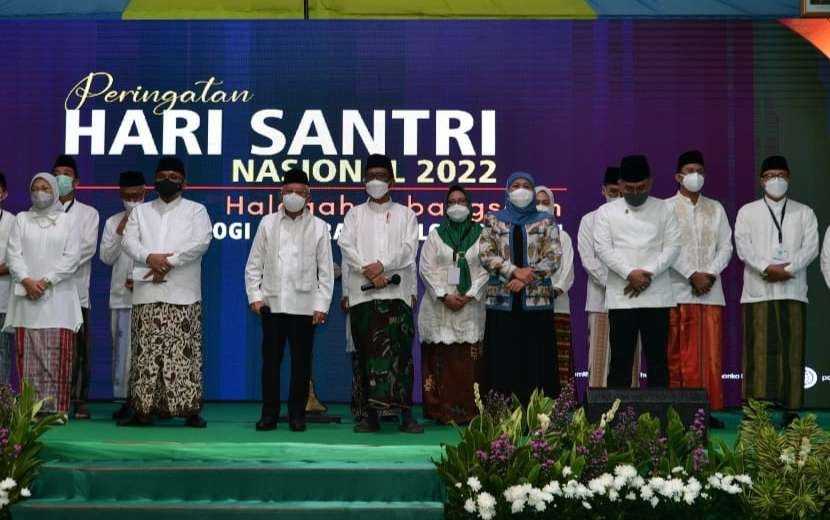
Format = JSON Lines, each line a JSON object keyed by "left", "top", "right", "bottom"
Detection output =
{"left": 804, "top": 367, "right": 818, "bottom": 389}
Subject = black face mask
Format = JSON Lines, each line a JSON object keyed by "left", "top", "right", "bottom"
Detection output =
{"left": 624, "top": 192, "right": 649, "bottom": 207}
{"left": 155, "top": 179, "right": 182, "bottom": 199}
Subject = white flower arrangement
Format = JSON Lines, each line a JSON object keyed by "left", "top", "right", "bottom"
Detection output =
{"left": 457, "top": 464, "right": 753, "bottom": 517}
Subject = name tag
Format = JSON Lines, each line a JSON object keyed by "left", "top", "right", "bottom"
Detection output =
{"left": 773, "top": 246, "right": 789, "bottom": 262}
{"left": 448, "top": 266, "right": 461, "bottom": 286}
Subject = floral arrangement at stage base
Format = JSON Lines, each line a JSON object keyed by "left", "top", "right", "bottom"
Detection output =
{"left": 435, "top": 382, "right": 752, "bottom": 519}
{"left": 0, "top": 382, "right": 64, "bottom": 517}
{"left": 736, "top": 400, "right": 829, "bottom": 519}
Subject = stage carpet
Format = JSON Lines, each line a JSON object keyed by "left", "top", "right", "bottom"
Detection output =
{"left": 10, "top": 403, "right": 830, "bottom": 519}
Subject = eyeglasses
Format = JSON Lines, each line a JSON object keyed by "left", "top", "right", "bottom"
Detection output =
{"left": 761, "top": 171, "right": 789, "bottom": 180}
{"left": 282, "top": 188, "right": 309, "bottom": 197}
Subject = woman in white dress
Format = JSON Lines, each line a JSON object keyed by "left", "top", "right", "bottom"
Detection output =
{"left": 418, "top": 185, "right": 488, "bottom": 424}
{"left": 3, "top": 173, "right": 82, "bottom": 414}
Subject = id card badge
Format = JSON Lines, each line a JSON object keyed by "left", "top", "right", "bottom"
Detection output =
{"left": 448, "top": 266, "right": 461, "bottom": 285}
{"left": 773, "top": 245, "right": 789, "bottom": 262}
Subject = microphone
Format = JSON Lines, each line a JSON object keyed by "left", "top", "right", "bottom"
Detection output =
{"left": 361, "top": 273, "right": 402, "bottom": 291}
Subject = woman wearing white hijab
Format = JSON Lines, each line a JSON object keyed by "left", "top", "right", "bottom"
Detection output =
{"left": 535, "top": 186, "right": 575, "bottom": 389}
{"left": 3, "top": 173, "right": 82, "bottom": 414}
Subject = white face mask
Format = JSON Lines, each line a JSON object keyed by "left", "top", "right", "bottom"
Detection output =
{"left": 282, "top": 192, "right": 307, "bottom": 213}
{"left": 509, "top": 188, "right": 534, "bottom": 208}
{"left": 681, "top": 172, "right": 705, "bottom": 193}
{"left": 536, "top": 204, "right": 554, "bottom": 214}
{"left": 123, "top": 199, "right": 143, "bottom": 211}
{"left": 765, "top": 177, "right": 789, "bottom": 199}
{"left": 31, "top": 191, "right": 53, "bottom": 210}
{"left": 446, "top": 204, "right": 470, "bottom": 223}
{"left": 366, "top": 180, "right": 389, "bottom": 200}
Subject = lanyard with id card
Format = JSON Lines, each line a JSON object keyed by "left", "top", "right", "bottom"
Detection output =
{"left": 765, "top": 199, "right": 788, "bottom": 262}
{"left": 448, "top": 250, "right": 462, "bottom": 285}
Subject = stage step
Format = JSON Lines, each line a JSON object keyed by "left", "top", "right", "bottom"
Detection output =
{"left": 11, "top": 498, "right": 445, "bottom": 519}
{"left": 12, "top": 461, "right": 446, "bottom": 519}
{"left": 27, "top": 461, "right": 444, "bottom": 502}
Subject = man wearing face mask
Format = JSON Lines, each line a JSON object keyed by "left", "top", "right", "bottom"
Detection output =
{"left": 244, "top": 168, "right": 333, "bottom": 432}
{"left": 120, "top": 157, "right": 213, "bottom": 428}
{"left": 735, "top": 155, "right": 818, "bottom": 427}
{"left": 594, "top": 155, "right": 681, "bottom": 389}
{"left": 577, "top": 167, "right": 643, "bottom": 388}
{"left": 99, "top": 171, "right": 146, "bottom": 421}
{"left": 535, "top": 186, "right": 575, "bottom": 389}
{"left": 338, "top": 153, "right": 422, "bottom": 433}
{"left": 666, "top": 151, "right": 732, "bottom": 427}
{"left": 52, "top": 154, "right": 100, "bottom": 420}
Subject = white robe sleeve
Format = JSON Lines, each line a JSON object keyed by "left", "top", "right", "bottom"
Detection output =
{"left": 167, "top": 205, "right": 213, "bottom": 268}
{"left": 785, "top": 207, "right": 819, "bottom": 275}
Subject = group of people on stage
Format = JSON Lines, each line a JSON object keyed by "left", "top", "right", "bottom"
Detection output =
{"left": 0, "top": 149, "right": 821, "bottom": 431}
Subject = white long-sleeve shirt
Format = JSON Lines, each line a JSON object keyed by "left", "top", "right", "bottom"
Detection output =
{"left": 0, "top": 210, "right": 16, "bottom": 314}
{"left": 735, "top": 197, "right": 818, "bottom": 304}
{"left": 594, "top": 196, "right": 681, "bottom": 310}
{"left": 577, "top": 209, "right": 608, "bottom": 313}
{"left": 244, "top": 208, "right": 334, "bottom": 316}
{"left": 337, "top": 199, "right": 418, "bottom": 308}
{"left": 3, "top": 211, "right": 83, "bottom": 332}
{"left": 122, "top": 196, "right": 213, "bottom": 306}
{"left": 417, "top": 227, "right": 488, "bottom": 345}
{"left": 64, "top": 199, "right": 99, "bottom": 309}
{"left": 99, "top": 211, "right": 135, "bottom": 310}
{"left": 666, "top": 193, "right": 733, "bottom": 306}
{"left": 552, "top": 229, "right": 574, "bottom": 315}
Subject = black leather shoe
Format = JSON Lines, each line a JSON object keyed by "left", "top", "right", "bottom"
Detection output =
{"left": 289, "top": 421, "right": 306, "bottom": 432}
{"left": 185, "top": 415, "right": 207, "bottom": 428}
{"left": 353, "top": 417, "right": 380, "bottom": 433}
{"left": 117, "top": 412, "right": 153, "bottom": 427}
{"left": 708, "top": 415, "right": 725, "bottom": 430}
{"left": 112, "top": 403, "right": 132, "bottom": 421}
{"left": 256, "top": 416, "right": 278, "bottom": 431}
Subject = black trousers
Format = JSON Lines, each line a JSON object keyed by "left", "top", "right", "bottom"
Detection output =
{"left": 71, "top": 307, "right": 91, "bottom": 404}
{"left": 261, "top": 311, "right": 315, "bottom": 421}
{"left": 608, "top": 307, "right": 669, "bottom": 388}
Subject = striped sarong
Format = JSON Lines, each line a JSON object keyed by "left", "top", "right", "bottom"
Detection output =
{"left": 15, "top": 328, "right": 74, "bottom": 413}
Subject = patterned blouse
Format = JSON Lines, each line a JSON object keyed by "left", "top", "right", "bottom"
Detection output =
{"left": 478, "top": 214, "right": 562, "bottom": 311}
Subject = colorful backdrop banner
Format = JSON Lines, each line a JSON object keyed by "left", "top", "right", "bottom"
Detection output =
{"left": 0, "top": 20, "right": 828, "bottom": 407}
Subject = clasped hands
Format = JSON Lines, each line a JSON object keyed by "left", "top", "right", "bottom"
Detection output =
{"left": 506, "top": 267, "right": 536, "bottom": 293}
{"left": 764, "top": 263, "right": 793, "bottom": 283}
{"left": 625, "top": 269, "right": 653, "bottom": 298}
{"left": 21, "top": 278, "right": 49, "bottom": 301}
{"left": 145, "top": 253, "right": 174, "bottom": 284}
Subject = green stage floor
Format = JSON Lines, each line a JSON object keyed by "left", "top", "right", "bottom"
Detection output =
{"left": 16, "top": 403, "right": 830, "bottom": 519}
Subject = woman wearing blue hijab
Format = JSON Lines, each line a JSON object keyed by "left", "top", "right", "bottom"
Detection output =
{"left": 479, "top": 172, "right": 563, "bottom": 404}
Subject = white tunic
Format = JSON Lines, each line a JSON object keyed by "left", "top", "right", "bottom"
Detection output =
{"left": 594, "top": 196, "right": 681, "bottom": 310}
{"left": 577, "top": 209, "right": 608, "bottom": 313}
{"left": 244, "top": 208, "right": 334, "bottom": 316}
{"left": 820, "top": 226, "right": 830, "bottom": 291}
{"left": 99, "top": 211, "right": 135, "bottom": 310}
{"left": 0, "top": 210, "right": 16, "bottom": 314}
{"left": 337, "top": 199, "right": 419, "bottom": 308}
{"left": 3, "top": 211, "right": 83, "bottom": 332}
{"left": 552, "top": 229, "right": 574, "bottom": 315}
{"left": 122, "top": 196, "right": 213, "bottom": 306}
{"left": 666, "top": 193, "right": 733, "bottom": 306}
{"left": 63, "top": 199, "right": 99, "bottom": 309}
{"left": 417, "top": 227, "right": 488, "bottom": 345}
{"left": 734, "top": 197, "right": 818, "bottom": 304}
